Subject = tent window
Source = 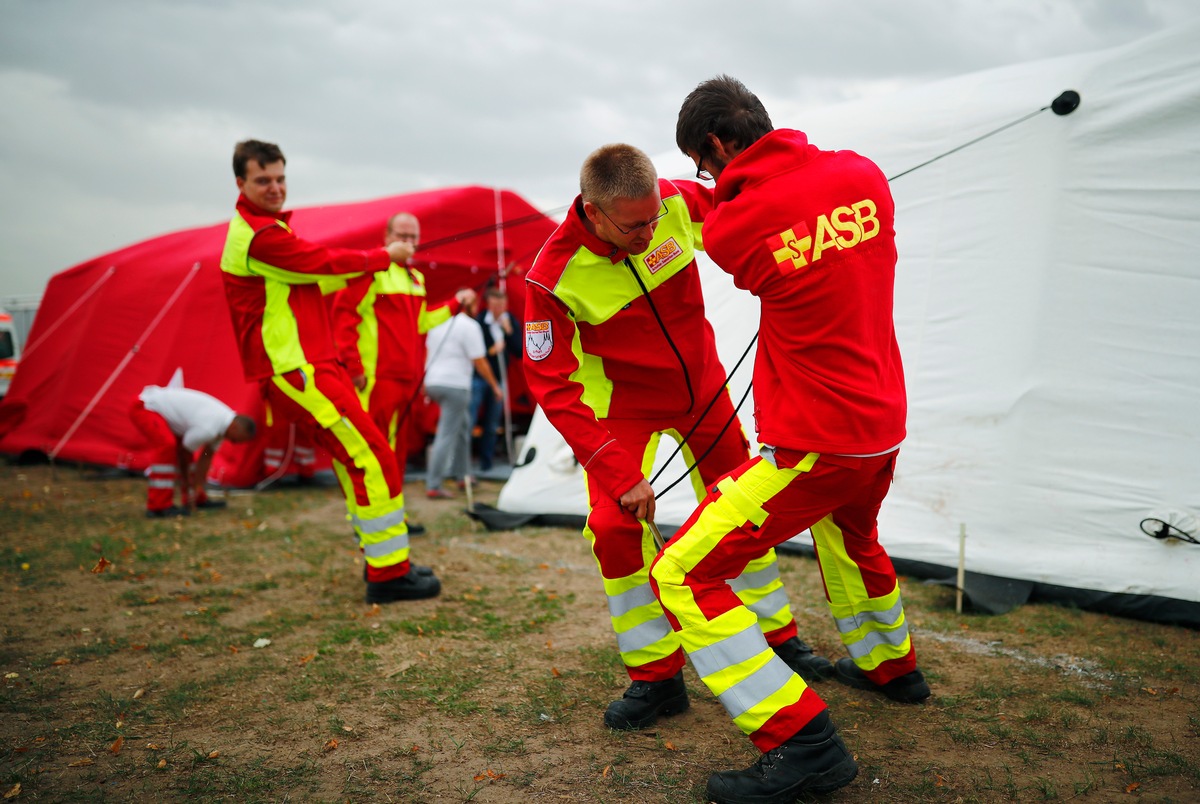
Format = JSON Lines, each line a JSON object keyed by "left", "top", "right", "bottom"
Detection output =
{"left": 0, "top": 331, "right": 13, "bottom": 360}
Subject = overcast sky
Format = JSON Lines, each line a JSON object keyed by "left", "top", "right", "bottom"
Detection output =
{"left": 2, "top": 0, "right": 1197, "bottom": 299}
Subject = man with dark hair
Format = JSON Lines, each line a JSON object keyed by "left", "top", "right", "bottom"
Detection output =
{"left": 130, "top": 384, "right": 256, "bottom": 517}
{"left": 650, "top": 75, "right": 928, "bottom": 801}
{"left": 220, "top": 138, "right": 441, "bottom": 603}
{"left": 469, "top": 286, "right": 520, "bottom": 472}
{"left": 523, "top": 142, "right": 835, "bottom": 733}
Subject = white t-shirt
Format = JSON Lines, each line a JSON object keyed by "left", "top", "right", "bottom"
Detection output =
{"left": 140, "top": 386, "right": 236, "bottom": 452}
{"left": 424, "top": 313, "right": 485, "bottom": 391}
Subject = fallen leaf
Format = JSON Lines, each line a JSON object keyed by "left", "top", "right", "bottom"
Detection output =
{"left": 664, "top": 741, "right": 677, "bottom": 751}
{"left": 207, "top": 750, "right": 220, "bottom": 759}
{"left": 68, "top": 758, "right": 94, "bottom": 767}
{"left": 156, "top": 759, "right": 167, "bottom": 769}
{"left": 1141, "top": 687, "right": 1157, "bottom": 695}
{"left": 1126, "top": 782, "right": 1141, "bottom": 793}
{"left": 298, "top": 653, "right": 316, "bottom": 665}
{"left": 52, "top": 657, "right": 71, "bottom": 666}
{"left": 146, "top": 743, "right": 162, "bottom": 751}
{"left": 322, "top": 739, "right": 338, "bottom": 753}
{"left": 4, "top": 783, "right": 20, "bottom": 799}
{"left": 364, "top": 604, "right": 381, "bottom": 618}
{"left": 90, "top": 557, "right": 112, "bottom": 574}
{"left": 602, "top": 765, "right": 612, "bottom": 778}
{"left": 551, "top": 667, "right": 561, "bottom": 678}
{"left": 109, "top": 736, "right": 124, "bottom": 755}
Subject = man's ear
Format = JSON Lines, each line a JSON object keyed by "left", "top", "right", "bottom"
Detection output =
{"left": 581, "top": 200, "right": 602, "bottom": 226}
{"left": 708, "top": 133, "right": 741, "bottom": 163}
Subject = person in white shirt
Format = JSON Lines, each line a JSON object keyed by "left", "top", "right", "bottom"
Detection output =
{"left": 422, "top": 294, "right": 501, "bottom": 498}
{"left": 131, "top": 385, "right": 256, "bottom": 517}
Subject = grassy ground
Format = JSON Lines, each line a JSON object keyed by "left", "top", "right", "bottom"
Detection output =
{"left": 2, "top": 463, "right": 1198, "bottom": 802}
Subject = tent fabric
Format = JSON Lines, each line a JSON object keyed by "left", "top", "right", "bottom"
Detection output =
{"left": 0, "top": 186, "right": 557, "bottom": 487}
{"left": 496, "top": 22, "right": 1200, "bottom": 626}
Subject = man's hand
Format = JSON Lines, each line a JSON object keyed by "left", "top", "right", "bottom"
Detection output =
{"left": 385, "top": 240, "right": 415, "bottom": 265}
{"left": 456, "top": 288, "right": 478, "bottom": 308}
{"left": 619, "top": 479, "right": 656, "bottom": 523}
{"left": 498, "top": 312, "right": 513, "bottom": 335}
{"left": 352, "top": 373, "right": 368, "bottom": 391}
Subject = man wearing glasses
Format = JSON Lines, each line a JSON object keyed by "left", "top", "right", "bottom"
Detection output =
{"left": 522, "top": 143, "right": 835, "bottom": 732}
{"left": 650, "top": 75, "right": 929, "bottom": 802}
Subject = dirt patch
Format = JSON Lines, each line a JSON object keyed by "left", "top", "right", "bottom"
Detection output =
{"left": 2, "top": 464, "right": 1198, "bottom": 802}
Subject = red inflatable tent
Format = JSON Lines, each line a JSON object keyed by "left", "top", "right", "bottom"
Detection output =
{"left": 0, "top": 185, "right": 557, "bottom": 487}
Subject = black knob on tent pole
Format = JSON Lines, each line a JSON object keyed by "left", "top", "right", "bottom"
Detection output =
{"left": 1051, "top": 90, "right": 1081, "bottom": 116}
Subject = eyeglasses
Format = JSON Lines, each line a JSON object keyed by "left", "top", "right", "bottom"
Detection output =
{"left": 695, "top": 154, "right": 713, "bottom": 182}
{"left": 596, "top": 201, "right": 668, "bottom": 235}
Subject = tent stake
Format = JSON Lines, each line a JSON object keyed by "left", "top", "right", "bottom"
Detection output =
{"left": 957, "top": 523, "right": 967, "bottom": 614}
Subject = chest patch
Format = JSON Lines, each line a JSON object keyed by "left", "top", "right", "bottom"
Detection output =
{"left": 643, "top": 237, "right": 683, "bottom": 275}
{"left": 525, "top": 320, "right": 553, "bottom": 361}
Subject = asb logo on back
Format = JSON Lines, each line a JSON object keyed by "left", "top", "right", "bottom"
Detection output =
{"left": 768, "top": 199, "right": 880, "bottom": 275}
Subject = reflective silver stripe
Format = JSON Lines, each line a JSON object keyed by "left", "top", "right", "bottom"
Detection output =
{"left": 745, "top": 587, "right": 790, "bottom": 620}
{"left": 727, "top": 563, "right": 782, "bottom": 593}
{"left": 834, "top": 598, "right": 905, "bottom": 634}
{"left": 690, "top": 626, "right": 767, "bottom": 679}
{"left": 147, "top": 480, "right": 175, "bottom": 489}
{"left": 615, "top": 615, "right": 674, "bottom": 654}
{"left": 148, "top": 464, "right": 175, "bottom": 474}
{"left": 352, "top": 508, "right": 406, "bottom": 535}
{"left": 718, "top": 657, "right": 794, "bottom": 720}
{"left": 363, "top": 532, "right": 409, "bottom": 558}
{"left": 845, "top": 622, "right": 911, "bottom": 660}
{"left": 607, "top": 584, "right": 658, "bottom": 618}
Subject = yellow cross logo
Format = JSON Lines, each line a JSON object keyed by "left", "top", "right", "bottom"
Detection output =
{"left": 770, "top": 224, "right": 812, "bottom": 272}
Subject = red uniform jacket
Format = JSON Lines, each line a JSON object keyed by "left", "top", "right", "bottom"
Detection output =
{"left": 704, "top": 129, "right": 907, "bottom": 454}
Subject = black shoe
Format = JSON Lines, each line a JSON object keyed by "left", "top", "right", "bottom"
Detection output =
{"left": 194, "top": 499, "right": 228, "bottom": 510}
{"left": 603, "top": 671, "right": 689, "bottom": 730}
{"left": 365, "top": 570, "right": 441, "bottom": 603}
{"left": 772, "top": 637, "right": 834, "bottom": 683}
{"left": 146, "top": 506, "right": 190, "bottom": 518}
{"left": 405, "top": 521, "right": 427, "bottom": 536}
{"left": 833, "top": 657, "right": 930, "bottom": 703}
{"left": 706, "top": 711, "right": 858, "bottom": 803}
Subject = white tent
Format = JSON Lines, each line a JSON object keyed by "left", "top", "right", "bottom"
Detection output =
{"left": 493, "top": 21, "right": 1200, "bottom": 625}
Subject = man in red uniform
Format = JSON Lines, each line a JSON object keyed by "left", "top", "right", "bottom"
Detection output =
{"left": 220, "top": 139, "right": 439, "bottom": 603}
{"left": 130, "top": 384, "right": 256, "bottom": 517}
{"left": 650, "top": 75, "right": 929, "bottom": 802}
{"left": 523, "top": 143, "right": 834, "bottom": 732}
{"left": 331, "top": 212, "right": 474, "bottom": 534}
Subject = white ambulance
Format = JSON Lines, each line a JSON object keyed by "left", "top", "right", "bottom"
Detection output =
{"left": 0, "top": 307, "right": 20, "bottom": 398}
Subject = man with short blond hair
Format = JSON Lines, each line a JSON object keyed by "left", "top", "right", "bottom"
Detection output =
{"left": 523, "top": 142, "right": 834, "bottom": 733}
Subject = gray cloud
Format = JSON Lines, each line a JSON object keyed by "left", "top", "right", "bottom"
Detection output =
{"left": 1, "top": 0, "right": 1196, "bottom": 297}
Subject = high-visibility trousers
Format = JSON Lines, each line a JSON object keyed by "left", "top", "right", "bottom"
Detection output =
{"left": 356, "top": 375, "right": 420, "bottom": 480}
{"left": 651, "top": 447, "right": 915, "bottom": 751}
{"left": 265, "top": 362, "right": 411, "bottom": 579}
{"left": 587, "top": 389, "right": 801, "bottom": 683}
{"left": 130, "top": 399, "right": 177, "bottom": 512}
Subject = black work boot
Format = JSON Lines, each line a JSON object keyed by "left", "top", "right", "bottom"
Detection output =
{"left": 833, "top": 657, "right": 930, "bottom": 703}
{"left": 706, "top": 710, "right": 858, "bottom": 803}
{"left": 772, "top": 637, "right": 834, "bottom": 683}
{"left": 603, "top": 671, "right": 688, "bottom": 730}
{"left": 365, "top": 569, "right": 441, "bottom": 603}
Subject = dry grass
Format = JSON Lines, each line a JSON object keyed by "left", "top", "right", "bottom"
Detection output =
{"left": 2, "top": 463, "right": 1198, "bottom": 802}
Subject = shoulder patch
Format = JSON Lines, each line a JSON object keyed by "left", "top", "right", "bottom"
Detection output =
{"left": 525, "top": 320, "right": 553, "bottom": 361}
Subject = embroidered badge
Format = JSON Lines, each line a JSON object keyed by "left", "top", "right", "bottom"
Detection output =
{"left": 643, "top": 237, "right": 683, "bottom": 275}
{"left": 525, "top": 320, "right": 553, "bottom": 361}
